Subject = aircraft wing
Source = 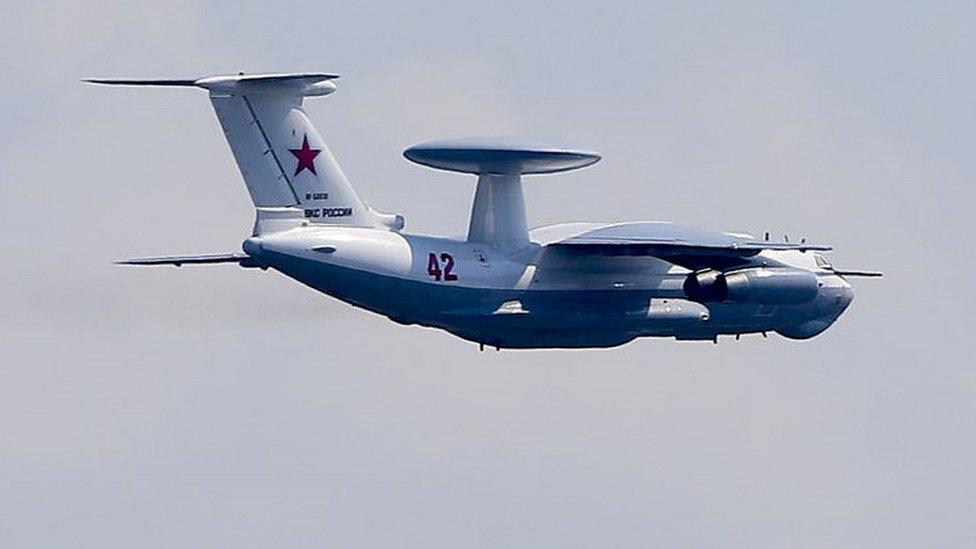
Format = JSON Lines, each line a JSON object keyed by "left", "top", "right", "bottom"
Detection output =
{"left": 116, "top": 253, "right": 250, "bottom": 267}
{"left": 545, "top": 222, "right": 831, "bottom": 270}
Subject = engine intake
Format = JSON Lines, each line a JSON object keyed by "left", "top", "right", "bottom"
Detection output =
{"left": 684, "top": 268, "right": 818, "bottom": 304}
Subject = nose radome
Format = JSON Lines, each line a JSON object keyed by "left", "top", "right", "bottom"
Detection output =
{"left": 779, "top": 275, "right": 853, "bottom": 340}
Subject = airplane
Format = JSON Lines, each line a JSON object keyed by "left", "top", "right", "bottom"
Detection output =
{"left": 86, "top": 72, "right": 880, "bottom": 350}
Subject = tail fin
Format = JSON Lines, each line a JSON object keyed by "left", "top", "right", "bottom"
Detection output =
{"left": 86, "top": 73, "right": 386, "bottom": 231}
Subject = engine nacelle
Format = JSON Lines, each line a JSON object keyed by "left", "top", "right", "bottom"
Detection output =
{"left": 684, "top": 268, "right": 818, "bottom": 304}
{"left": 683, "top": 269, "right": 729, "bottom": 302}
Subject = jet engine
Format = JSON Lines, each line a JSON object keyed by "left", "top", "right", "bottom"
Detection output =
{"left": 684, "top": 267, "right": 818, "bottom": 304}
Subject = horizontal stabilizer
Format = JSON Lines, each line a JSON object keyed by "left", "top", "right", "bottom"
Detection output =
{"left": 84, "top": 72, "right": 340, "bottom": 97}
{"left": 116, "top": 253, "right": 249, "bottom": 267}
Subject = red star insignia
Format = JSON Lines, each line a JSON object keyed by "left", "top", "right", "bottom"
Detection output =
{"left": 289, "top": 134, "right": 321, "bottom": 176}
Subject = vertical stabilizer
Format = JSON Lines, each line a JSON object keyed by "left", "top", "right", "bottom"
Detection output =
{"left": 85, "top": 73, "right": 383, "bottom": 231}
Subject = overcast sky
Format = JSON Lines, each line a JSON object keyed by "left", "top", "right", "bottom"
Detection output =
{"left": 2, "top": 1, "right": 974, "bottom": 547}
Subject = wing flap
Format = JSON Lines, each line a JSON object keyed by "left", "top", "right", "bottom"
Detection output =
{"left": 558, "top": 236, "right": 830, "bottom": 252}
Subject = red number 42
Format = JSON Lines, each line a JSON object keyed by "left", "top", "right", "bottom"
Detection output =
{"left": 427, "top": 253, "right": 458, "bottom": 282}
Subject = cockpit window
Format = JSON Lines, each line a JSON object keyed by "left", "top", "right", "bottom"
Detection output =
{"left": 814, "top": 254, "right": 832, "bottom": 270}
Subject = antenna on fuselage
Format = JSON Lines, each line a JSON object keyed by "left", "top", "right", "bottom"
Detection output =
{"left": 403, "top": 138, "right": 601, "bottom": 248}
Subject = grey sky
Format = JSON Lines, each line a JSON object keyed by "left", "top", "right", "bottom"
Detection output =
{"left": 1, "top": 1, "right": 974, "bottom": 547}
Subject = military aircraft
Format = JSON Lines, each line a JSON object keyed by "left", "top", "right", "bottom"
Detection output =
{"left": 87, "top": 72, "right": 880, "bottom": 349}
